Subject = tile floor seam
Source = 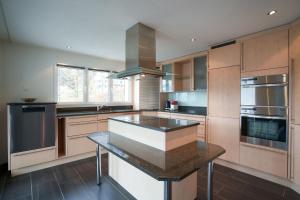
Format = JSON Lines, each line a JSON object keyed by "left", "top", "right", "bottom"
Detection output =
{"left": 29, "top": 173, "right": 33, "bottom": 200}
{"left": 52, "top": 169, "right": 66, "bottom": 200}
{"left": 71, "top": 165, "right": 94, "bottom": 200}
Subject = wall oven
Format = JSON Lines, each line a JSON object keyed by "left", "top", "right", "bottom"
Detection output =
{"left": 240, "top": 74, "right": 288, "bottom": 150}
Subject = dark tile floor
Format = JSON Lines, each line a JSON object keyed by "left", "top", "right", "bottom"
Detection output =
{"left": 0, "top": 154, "right": 299, "bottom": 200}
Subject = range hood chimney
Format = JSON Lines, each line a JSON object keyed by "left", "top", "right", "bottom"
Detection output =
{"left": 113, "top": 23, "right": 164, "bottom": 79}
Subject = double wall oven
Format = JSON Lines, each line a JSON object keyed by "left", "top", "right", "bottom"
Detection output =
{"left": 240, "top": 74, "right": 288, "bottom": 150}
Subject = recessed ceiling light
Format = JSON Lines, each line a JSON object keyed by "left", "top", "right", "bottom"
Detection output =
{"left": 267, "top": 10, "right": 277, "bottom": 16}
{"left": 191, "top": 38, "right": 197, "bottom": 42}
{"left": 66, "top": 45, "right": 71, "bottom": 49}
{"left": 141, "top": 74, "right": 146, "bottom": 77}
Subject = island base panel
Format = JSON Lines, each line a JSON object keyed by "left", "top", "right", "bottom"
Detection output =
{"left": 108, "top": 153, "right": 197, "bottom": 200}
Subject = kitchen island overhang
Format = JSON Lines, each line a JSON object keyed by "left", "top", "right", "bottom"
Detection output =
{"left": 88, "top": 115, "right": 225, "bottom": 200}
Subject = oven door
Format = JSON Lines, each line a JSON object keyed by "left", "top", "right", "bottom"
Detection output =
{"left": 240, "top": 114, "right": 287, "bottom": 150}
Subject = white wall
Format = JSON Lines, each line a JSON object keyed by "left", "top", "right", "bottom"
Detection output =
{"left": 0, "top": 41, "right": 125, "bottom": 164}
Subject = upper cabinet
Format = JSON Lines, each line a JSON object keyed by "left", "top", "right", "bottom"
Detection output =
{"left": 290, "top": 21, "right": 300, "bottom": 125}
{"left": 160, "top": 53, "right": 208, "bottom": 92}
{"left": 161, "top": 63, "right": 174, "bottom": 92}
{"left": 242, "top": 29, "right": 289, "bottom": 72}
{"left": 208, "top": 43, "right": 241, "bottom": 69}
{"left": 194, "top": 56, "right": 207, "bottom": 90}
{"left": 173, "top": 59, "right": 193, "bottom": 91}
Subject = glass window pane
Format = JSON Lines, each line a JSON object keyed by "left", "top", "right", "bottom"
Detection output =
{"left": 88, "top": 70, "right": 109, "bottom": 102}
{"left": 112, "top": 79, "right": 130, "bottom": 102}
{"left": 58, "top": 66, "right": 84, "bottom": 103}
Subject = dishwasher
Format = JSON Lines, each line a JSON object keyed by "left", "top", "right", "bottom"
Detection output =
{"left": 9, "top": 103, "right": 56, "bottom": 153}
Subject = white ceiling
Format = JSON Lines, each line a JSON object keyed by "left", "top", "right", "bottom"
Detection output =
{"left": 0, "top": 0, "right": 300, "bottom": 62}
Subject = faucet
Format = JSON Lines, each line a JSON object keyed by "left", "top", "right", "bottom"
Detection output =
{"left": 97, "top": 105, "right": 105, "bottom": 112}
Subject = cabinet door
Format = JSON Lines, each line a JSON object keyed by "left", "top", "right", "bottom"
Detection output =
{"left": 242, "top": 29, "right": 288, "bottom": 72}
{"left": 208, "top": 66, "right": 240, "bottom": 118}
{"left": 290, "top": 125, "right": 300, "bottom": 186}
{"left": 209, "top": 43, "right": 241, "bottom": 69}
{"left": 290, "top": 22, "right": 300, "bottom": 124}
{"left": 161, "top": 64, "right": 173, "bottom": 92}
{"left": 208, "top": 117, "right": 240, "bottom": 163}
{"left": 194, "top": 56, "right": 207, "bottom": 90}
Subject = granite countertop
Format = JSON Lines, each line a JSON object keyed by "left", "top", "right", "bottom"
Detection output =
{"left": 109, "top": 114, "right": 200, "bottom": 132}
{"left": 56, "top": 109, "right": 141, "bottom": 117}
{"left": 88, "top": 132, "right": 225, "bottom": 181}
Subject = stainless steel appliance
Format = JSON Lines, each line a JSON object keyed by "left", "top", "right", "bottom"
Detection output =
{"left": 9, "top": 103, "right": 56, "bottom": 153}
{"left": 240, "top": 74, "right": 288, "bottom": 150}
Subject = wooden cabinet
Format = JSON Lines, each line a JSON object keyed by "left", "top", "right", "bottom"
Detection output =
{"left": 157, "top": 111, "right": 171, "bottom": 118}
{"left": 242, "top": 29, "right": 288, "bottom": 72}
{"left": 174, "top": 59, "right": 193, "bottom": 91}
{"left": 10, "top": 148, "right": 56, "bottom": 170}
{"left": 290, "top": 21, "right": 300, "bottom": 125}
{"left": 289, "top": 125, "right": 300, "bottom": 186}
{"left": 240, "top": 143, "right": 287, "bottom": 178}
{"left": 208, "top": 43, "right": 241, "bottom": 69}
{"left": 65, "top": 115, "right": 98, "bottom": 156}
{"left": 208, "top": 66, "right": 240, "bottom": 118}
{"left": 208, "top": 117, "right": 240, "bottom": 163}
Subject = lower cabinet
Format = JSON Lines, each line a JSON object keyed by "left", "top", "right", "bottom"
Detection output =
{"left": 240, "top": 143, "right": 287, "bottom": 178}
{"left": 67, "top": 136, "right": 96, "bottom": 156}
{"left": 98, "top": 120, "right": 108, "bottom": 131}
{"left": 290, "top": 124, "right": 300, "bottom": 186}
{"left": 10, "top": 148, "right": 56, "bottom": 170}
{"left": 208, "top": 116, "right": 240, "bottom": 163}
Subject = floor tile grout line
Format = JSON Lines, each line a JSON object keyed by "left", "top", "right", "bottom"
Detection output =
{"left": 72, "top": 165, "right": 94, "bottom": 200}
{"left": 52, "top": 168, "right": 66, "bottom": 200}
{"left": 29, "top": 173, "right": 33, "bottom": 200}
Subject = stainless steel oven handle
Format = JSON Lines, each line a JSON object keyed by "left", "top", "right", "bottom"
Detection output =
{"left": 241, "top": 83, "right": 288, "bottom": 88}
{"left": 290, "top": 126, "right": 295, "bottom": 180}
{"left": 240, "top": 114, "right": 287, "bottom": 120}
{"left": 290, "top": 58, "right": 295, "bottom": 124}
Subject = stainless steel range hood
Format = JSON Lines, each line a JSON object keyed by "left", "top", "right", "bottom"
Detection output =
{"left": 112, "top": 23, "right": 164, "bottom": 79}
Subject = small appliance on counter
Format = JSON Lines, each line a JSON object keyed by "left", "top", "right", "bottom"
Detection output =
{"left": 170, "top": 100, "right": 178, "bottom": 111}
{"left": 164, "top": 99, "right": 171, "bottom": 110}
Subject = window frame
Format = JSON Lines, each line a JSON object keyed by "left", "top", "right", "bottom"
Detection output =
{"left": 55, "top": 64, "right": 132, "bottom": 105}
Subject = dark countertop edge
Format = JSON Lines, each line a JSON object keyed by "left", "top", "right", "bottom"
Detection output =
{"left": 7, "top": 102, "right": 57, "bottom": 105}
{"left": 158, "top": 110, "right": 207, "bottom": 116}
{"left": 56, "top": 109, "right": 146, "bottom": 117}
{"left": 108, "top": 117, "right": 200, "bottom": 133}
{"left": 88, "top": 134, "right": 225, "bottom": 181}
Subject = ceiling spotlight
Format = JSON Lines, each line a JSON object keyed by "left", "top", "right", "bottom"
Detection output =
{"left": 141, "top": 74, "right": 146, "bottom": 77}
{"left": 267, "top": 10, "right": 277, "bottom": 16}
{"left": 66, "top": 45, "right": 71, "bottom": 49}
{"left": 191, "top": 38, "right": 197, "bottom": 42}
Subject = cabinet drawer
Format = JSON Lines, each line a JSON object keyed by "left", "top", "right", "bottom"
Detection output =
{"left": 10, "top": 148, "right": 56, "bottom": 170}
{"left": 67, "top": 136, "right": 96, "bottom": 156}
{"left": 98, "top": 121, "right": 108, "bottom": 132}
{"left": 67, "top": 122, "right": 98, "bottom": 137}
{"left": 66, "top": 115, "right": 98, "bottom": 124}
{"left": 240, "top": 143, "right": 287, "bottom": 178}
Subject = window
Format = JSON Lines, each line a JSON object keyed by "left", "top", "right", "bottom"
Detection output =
{"left": 88, "top": 70, "right": 109, "bottom": 103}
{"left": 57, "top": 66, "right": 84, "bottom": 103}
{"left": 57, "top": 65, "right": 132, "bottom": 104}
{"left": 112, "top": 79, "right": 131, "bottom": 102}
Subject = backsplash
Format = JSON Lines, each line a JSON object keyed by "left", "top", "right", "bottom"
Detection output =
{"left": 167, "top": 90, "right": 207, "bottom": 107}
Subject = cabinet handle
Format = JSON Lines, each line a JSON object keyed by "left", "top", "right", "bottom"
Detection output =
{"left": 291, "top": 59, "right": 295, "bottom": 123}
{"left": 290, "top": 126, "right": 295, "bottom": 180}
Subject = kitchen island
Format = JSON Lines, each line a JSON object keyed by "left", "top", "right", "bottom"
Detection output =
{"left": 88, "top": 114, "right": 225, "bottom": 200}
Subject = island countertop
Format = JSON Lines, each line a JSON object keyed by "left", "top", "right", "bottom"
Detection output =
{"left": 88, "top": 132, "right": 225, "bottom": 181}
{"left": 109, "top": 114, "right": 200, "bottom": 132}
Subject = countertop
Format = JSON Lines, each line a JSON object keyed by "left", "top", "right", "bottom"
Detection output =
{"left": 88, "top": 132, "right": 225, "bottom": 181}
{"left": 56, "top": 109, "right": 141, "bottom": 117}
{"left": 109, "top": 114, "right": 200, "bottom": 132}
